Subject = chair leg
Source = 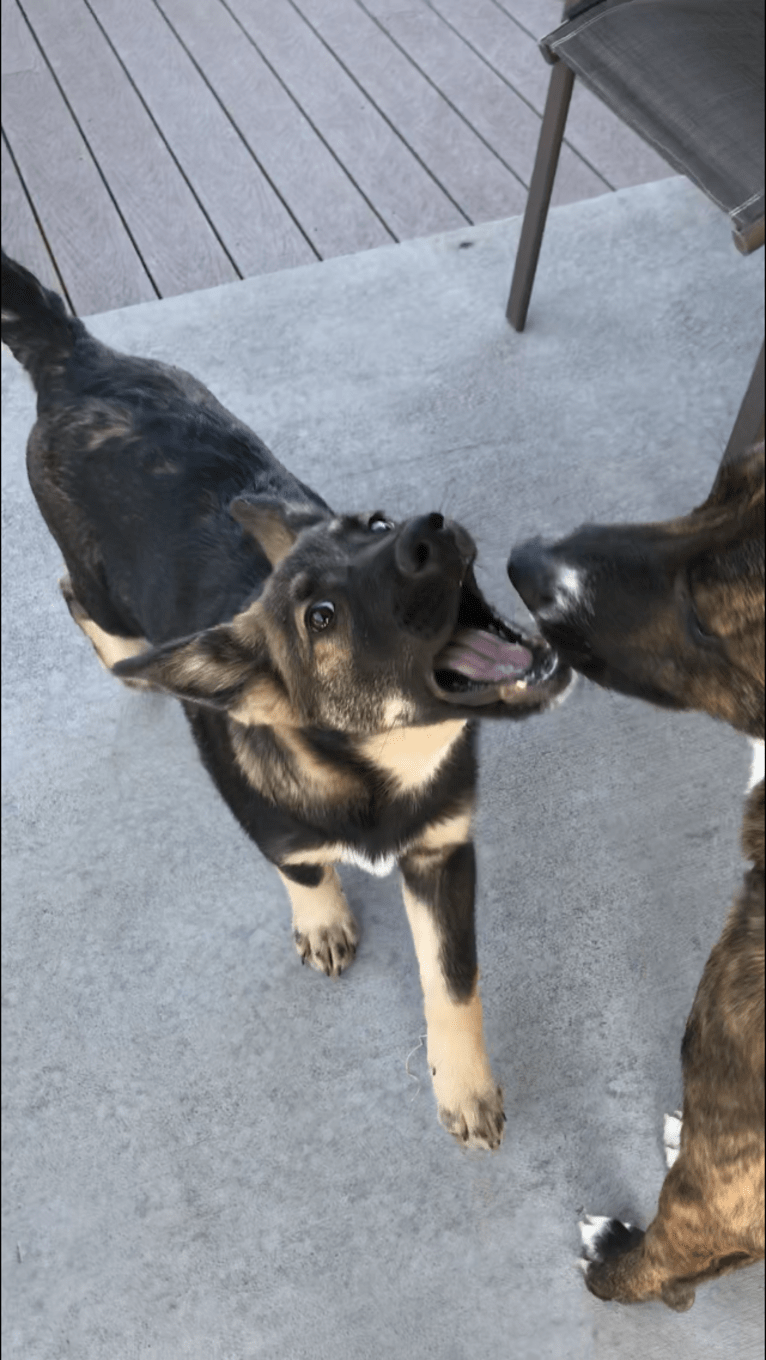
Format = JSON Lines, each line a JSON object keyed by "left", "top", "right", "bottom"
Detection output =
{"left": 506, "top": 60, "right": 575, "bottom": 332}
{"left": 723, "top": 338, "right": 765, "bottom": 462}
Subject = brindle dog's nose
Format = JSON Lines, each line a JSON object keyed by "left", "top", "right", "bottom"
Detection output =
{"left": 507, "top": 539, "right": 559, "bottom": 614}
{"left": 395, "top": 513, "right": 446, "bottom": 575}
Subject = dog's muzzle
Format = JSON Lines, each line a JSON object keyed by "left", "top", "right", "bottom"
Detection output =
{"left": 394, "top": 512, "right": 473, "bottom": 579}
{"left": 508, "top": 539, "right": 588, "bottom": 622}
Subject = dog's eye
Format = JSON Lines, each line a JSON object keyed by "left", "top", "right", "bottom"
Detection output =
{"left": 368, "top": 514, "right": 394, "bottom": 533}
{"left": 688, "top": 604, "right": 716, "bottom": 645}
{"left": 307, "top": 601, "right": 335, "bottom": 633}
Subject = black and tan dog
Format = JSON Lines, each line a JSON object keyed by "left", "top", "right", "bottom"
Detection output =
{"left": 509, "top": 439, "right": 765, "bottom": 1306}
{"left": 2, "top": 252, "right": 571, "bottom": 1150}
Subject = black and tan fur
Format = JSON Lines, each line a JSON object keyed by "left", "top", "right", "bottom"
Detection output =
{"left": 2, "top": 252, "right": 571, "bottom": 1150}
{"left": 509, "top": 439, "right": 765, "bottom": 1305}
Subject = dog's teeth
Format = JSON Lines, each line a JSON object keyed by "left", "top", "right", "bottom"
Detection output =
{"left": 500, "top": 679, "right": 527, "bottom": 699}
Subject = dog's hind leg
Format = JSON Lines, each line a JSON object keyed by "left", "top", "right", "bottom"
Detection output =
{"left": 579, "top": 1131, "right": 762, "bottom": 1310}
{"left": 581, "top": 864, "right": 765, "bottom": 1309}
{"left": 398, "top": 809, "right": 505, "bottom": 1151}
{"left": 278, "top": 862, "right": 359, "bottom": 979}
{"left": 60, "top": 575, "right": 149, "bottom": 685}
{"left": 578, "top": 1163, "right": 710, "bottom": 1311}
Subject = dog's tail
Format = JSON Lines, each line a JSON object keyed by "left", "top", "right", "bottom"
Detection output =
{"left": 2, "top": 251, "right": 83, "bottom": 391}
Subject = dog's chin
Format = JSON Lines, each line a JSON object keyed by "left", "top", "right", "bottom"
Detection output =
{"left": 583, "top": 661, "right": 688, "bottom": 712}
{"left": 427, "top": 568, "right": 572, "bottom": 714}
{"left": 535, "top": 625, "right": 695, "bottom": 715}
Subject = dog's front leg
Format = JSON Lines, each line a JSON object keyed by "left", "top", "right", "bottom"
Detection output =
{"left": 578, "top": 1136, "right": 761, "bottom": 1312}
{"left": 399, "top": 812, "right": 504, "bottom": 1150}
{"left": 278, "top": 861, "right": 359, "bottom": 978}
{"left": 580, "top": 857, "right": 766, "bottom": 1310}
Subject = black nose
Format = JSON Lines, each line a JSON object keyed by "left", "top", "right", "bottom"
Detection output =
{"left": 507, "top": 539, "right": 559, "bottom": 614}
{"left": 395, "top": 513, "right": 446, "bottom": 575}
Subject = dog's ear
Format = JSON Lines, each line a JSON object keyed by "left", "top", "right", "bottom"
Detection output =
{"left": 705, "top": 438, "right": 765, "bottom": 508}
{"left": 112, "top": 609, "right": 293, "bottom": 725}
{"left": 230, "top": 496, "right": 328, "bottom": 566}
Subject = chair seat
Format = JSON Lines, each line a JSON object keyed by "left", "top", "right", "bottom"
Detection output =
{"left": 505, "top": 0, "right": 764, "bottom": 455}
{"left": 545, "top": 0, "right": 764, "bottom": 252}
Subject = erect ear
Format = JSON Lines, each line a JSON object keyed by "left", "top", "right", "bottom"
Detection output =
{"left": 705, "top": 438, "right": 764, "bottom": 508}
{"left": 230, "top": 495, "right": 329, "bottom": 566}
{"left": 112, "top": 612, "right": 293, "bottom": 726}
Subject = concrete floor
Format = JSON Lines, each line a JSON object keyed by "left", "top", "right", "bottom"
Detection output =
{"left": 2, "top": 177, "right": 764, "bottom": 1359}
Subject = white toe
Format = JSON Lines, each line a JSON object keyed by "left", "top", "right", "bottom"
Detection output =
{"left": 664, "top": 1111, "right": 682, "bottom": 1167}
{"left": 579, "top": 1215, "right": 610, "bottom": 1257}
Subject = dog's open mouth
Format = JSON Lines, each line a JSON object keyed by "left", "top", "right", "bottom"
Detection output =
{"left": 430, "top": 568, "right": 562, "bottom": 707}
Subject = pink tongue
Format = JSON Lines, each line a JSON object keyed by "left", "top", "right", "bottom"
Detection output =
{"left": 437, "top": 628, "right": 532, "bottom": 683}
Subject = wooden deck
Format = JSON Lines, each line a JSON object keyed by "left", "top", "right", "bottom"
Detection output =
{"left": 2, "top": 0, "right": 672, "bottom": 316}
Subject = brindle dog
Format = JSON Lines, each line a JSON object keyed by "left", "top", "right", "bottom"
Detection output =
{"left": 509, "top": 439, "right": 765, "bottom": 1307}
{"left": 2, "top": 252, "right": 571, "bottom": 1151}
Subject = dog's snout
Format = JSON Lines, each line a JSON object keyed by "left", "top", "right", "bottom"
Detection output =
{"left": 507, "top": 540, "right": 561, "bottom": 615}
{"left": 396, "top": 513, "right": 448, "bottom": 575}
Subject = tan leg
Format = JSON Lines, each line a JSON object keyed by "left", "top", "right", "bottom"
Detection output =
{"left": 399, "top": 810, "right": 504, "bottom": 1151}
{"left": 277, "top": 864, "right": 359, "bottom": 978}
{"left": 60, "top": 576, "right": 149, "bottom": 684}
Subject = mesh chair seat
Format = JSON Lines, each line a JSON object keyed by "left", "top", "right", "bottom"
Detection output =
{"left": 547, "top": 0, "right": 764, "bottom": 252}
{"left": 506, "top": 0, "right": 765, "bottom": 457}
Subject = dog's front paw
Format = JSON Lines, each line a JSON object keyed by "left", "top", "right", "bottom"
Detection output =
{"left": 294, "top": 916, "right": 359, "bottom": 978}
{"left": 426, "top": 995, "right": 505, "bottom": 1150}
{"left": 577, "top": 1215, "right": 696, "bottom": 1311}
{"left": 437, "top": 1084, "right": 506, "bottom": 1152}
{"left": 577, "top": 1215, "right": 644, "bottom": 1300}
{"left": 580, "top": 1214, "right": 643, "bottom": 1263}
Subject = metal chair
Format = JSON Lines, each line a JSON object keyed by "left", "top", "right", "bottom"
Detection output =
{"left": 506, "top": 0, "right": 765, "bottom": 457}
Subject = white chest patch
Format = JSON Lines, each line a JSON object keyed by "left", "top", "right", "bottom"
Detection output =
{"left": 748, "top": 738, "right": 764, "bottom": 792}
{"left": 336, "top": 845, "right": 400, "bottom": 877}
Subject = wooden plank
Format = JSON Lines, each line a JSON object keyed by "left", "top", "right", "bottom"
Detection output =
{"left": 492, "top": 0, "right": 566, "bottom": 39}
{"left": 19, "top": 0, "right": 238, "bottom": 299}
{"left": 1, "top": 132, "right": 67, "bottom": 299}
{"left": 294, "top": 0, "right": 528, "bottom": 222}
{"left": 87, "top": 0, "right": 317, "bottom": 277}
{"left": 224, "top": 0, "right": 467, "bottom": 240}
{"left": 157, "top": 0, "right": 392, "bottom": 260}
{"left": 362, "top": 0, "right": 563, "bottom": 34}
{"left": 354, "top": 0, "right": 608, "bottom": 207}
{"left": 1, "top": 0, "right": 155, "bottom": 314}
{"left": 433, "top": 0, "right": 673, "bottom": 189}
{"left": 432, "top": 0, "right": 562, "bottom": 111}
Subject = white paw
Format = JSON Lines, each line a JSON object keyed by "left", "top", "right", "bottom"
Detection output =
{"left": 579, "top": 1215, "right": 613, "bottom": 1261}
{"left": 663, "top": 1110, "right": 682, "bottom": 1168}
{"left": 578, "top": 1214, "right": 640, "bottom": 1267}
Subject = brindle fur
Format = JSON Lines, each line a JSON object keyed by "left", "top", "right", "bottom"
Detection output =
{"left": 509, "top": 441, "right": 765, "bottom": 1306}
{"left": 3, "top": 252, "right": 569, "bottom": 1151}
